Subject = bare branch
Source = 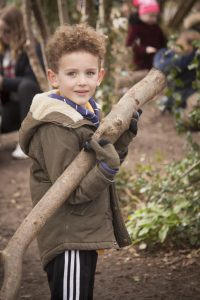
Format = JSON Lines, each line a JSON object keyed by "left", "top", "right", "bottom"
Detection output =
{"left": 85, "top": 0, "right": 98, "bottom": 28}
{"left": 169, "top": 0, "right": 197, "bottom": 29}
{"left": 22, "top": 0, "right": 48, "bottom": 91}
{"left": 30, "top": 0, "right": 50, "bottom": 86}
{"left": 98, "top": 0, "right": 104, "bottom": 26}
{"left": 57, "top": 0, "right": 70, "bottom": 25}
{"left": 30, "top": 0, "right": 50, "bottom": 42}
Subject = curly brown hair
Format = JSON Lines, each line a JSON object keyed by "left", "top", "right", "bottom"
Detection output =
{"left": 0, "top": 5, "right": 26, "bottom": 59}
{"left": 46, "top": 23, "right": 106, "bottom": 72}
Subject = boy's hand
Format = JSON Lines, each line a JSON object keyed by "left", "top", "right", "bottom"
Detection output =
{"left": 84, "top": 139, "right": 120, "bottom": 169}
{"left": 114, "top": 109, "right": 142, "bottom": 154}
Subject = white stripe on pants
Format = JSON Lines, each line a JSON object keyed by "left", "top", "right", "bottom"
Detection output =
{"left": 63, "top": 250, "right": 80, "bottom": 300}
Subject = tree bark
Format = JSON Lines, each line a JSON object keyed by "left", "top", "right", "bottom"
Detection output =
{"left": 30, "top": 0, "right": 50, "bottom": 42}
{"left": 103, "top": 0, "right": 113, "bottom": 25}
{"left": 30, "top": 0, "right": 50, "bottom": 85}
{"left": 22, "top": 0, "right": 49, "bottom": 92}
{"left": 57, "top": 0, "right": 70, "bottom": 25}
{"left": 98, "top": 0, "right": 104, "bottom": 27}
{"left": 168, "top": 0, "right": 197, "bottom": 29}
{"left": 0, "top": 69, "right": 166, "bottom": 300}
{"left": 85, "top": 0, "right": 98, "bottom": 28}
{"left": 95, "top": 0, "right": 114, "bottom": 113}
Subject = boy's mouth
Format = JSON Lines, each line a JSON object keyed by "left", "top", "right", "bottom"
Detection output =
{"left": 75, "top": 90, "right": 89, "bottom": 95}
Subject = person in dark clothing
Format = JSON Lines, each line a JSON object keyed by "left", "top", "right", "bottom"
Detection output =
{"left": 153, "top": 30, "right": 200, "bottom": 111}
{"left": 126, "top": 0, "right": 166, "bottom": 70}
{"left": 0, "top": 5, "right": 44, "bottom": 158}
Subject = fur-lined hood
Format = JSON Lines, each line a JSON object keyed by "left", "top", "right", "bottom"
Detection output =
{"left": 19, "top": 90, "right": 97, "bottom": 155}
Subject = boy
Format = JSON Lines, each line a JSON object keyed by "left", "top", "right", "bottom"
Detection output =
{"left": 19, "top": 24, "right": 140, "bottom": 300}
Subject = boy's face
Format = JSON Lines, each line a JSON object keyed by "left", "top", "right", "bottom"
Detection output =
{"left": 48, "top": 51, "right": 105, "bottom": 107}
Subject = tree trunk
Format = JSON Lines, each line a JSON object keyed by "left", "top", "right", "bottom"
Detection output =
{"left": 30, "top": 0, "right": 50, "bottom": 83}
{"left": 30, "top": 0, "right": 50, "bottom": 42}
{"left": 98, "top": 0, "right": 104, "bottom": 26}
{"left": 168, "top": 0, "right": 197, "bottom": 29}
{"left": 57, "top": 0, "right": 70, "bottom": 25}
{"left": 22, "top": 0, "right": 49, "bottom": 91}
{"left": 103, "top": 0, "right": 113, "bottom": 25}
{"left": 0, "top": 69, "right": 166, "bottom": 300}
{"left": 85, "top": 0, "right": 98, "bottom": 28}
{"left": 86, "top": 0, "right": 114, "bottom": 113}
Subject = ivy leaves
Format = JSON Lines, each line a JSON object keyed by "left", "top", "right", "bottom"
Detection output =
{"left": 116, "top": 139, "right": 200, "bottom": 248}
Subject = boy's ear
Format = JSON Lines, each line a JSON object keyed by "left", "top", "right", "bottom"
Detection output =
{"left": 97, "top": 68, "right": 105, "bottom": 86}
{"left": 47, "top": 69, "right": 59, "bottom": 88}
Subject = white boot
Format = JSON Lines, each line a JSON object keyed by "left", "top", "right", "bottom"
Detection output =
{"left": 11, "top": 143, "right": 28, "bottom": 159}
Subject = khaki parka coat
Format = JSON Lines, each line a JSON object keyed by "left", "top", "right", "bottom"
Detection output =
{"left": 19, "top": 91, "right": 131, "bottom": 268}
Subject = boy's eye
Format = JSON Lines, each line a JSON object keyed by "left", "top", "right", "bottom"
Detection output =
{"left": 86, "top": 71, "right": 96, "bottom": 76}
{"left": 67, "top": 72, "right": 77, "bottom": 77}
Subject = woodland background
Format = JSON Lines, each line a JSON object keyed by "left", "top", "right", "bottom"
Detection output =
{"left": 0, "top": 0, "right": 200, "bottom": 299}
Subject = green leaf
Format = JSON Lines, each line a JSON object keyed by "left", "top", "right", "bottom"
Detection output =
{"left": 173, "top": 201, "right": 190, "bottom": 214}
{"left": 138, "top": 226, "right": 150, "bottom": 237}
{"left": 158, "top": 225, "right": 169, "bottom": 243}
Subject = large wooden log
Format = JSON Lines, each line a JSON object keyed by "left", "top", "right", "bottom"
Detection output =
{"left": 0, "top": 69, "right": 166, "bottom": 300}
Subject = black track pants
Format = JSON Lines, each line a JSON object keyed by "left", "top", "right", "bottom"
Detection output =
{"left": 45, "top": 250, "right": 98, "bottom": 300}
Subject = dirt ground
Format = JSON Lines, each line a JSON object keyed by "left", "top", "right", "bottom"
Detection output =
{"left": 1, "top": 103, "right": 200, "bottom": 300}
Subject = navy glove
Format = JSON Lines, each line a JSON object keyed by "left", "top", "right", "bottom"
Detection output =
{"left": 84, "top": 139, "right": 120, "bottom": 170}
{"left": 114, "top": 109, "right": 142, "bottom": 155}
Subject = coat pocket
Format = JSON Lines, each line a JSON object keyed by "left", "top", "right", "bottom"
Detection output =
{"left": 69, "top": 201, "right": 93, "bottom": 216}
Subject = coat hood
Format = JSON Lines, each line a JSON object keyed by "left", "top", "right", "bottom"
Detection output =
{"left": 19, "top": 90, "right": 95, "bottom": 155}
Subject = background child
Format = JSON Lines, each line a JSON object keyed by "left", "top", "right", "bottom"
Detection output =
{"left": 19, "top": 24, "right": 141, "bottom": 300}
{"left": 126, "top": 0, "right": 166, "bottom": 70}
{"left": 0, "top": 5, "right": 44, "bottom": 159}
{"left": 153, "top": 13, "right": 200, "bottom": 112}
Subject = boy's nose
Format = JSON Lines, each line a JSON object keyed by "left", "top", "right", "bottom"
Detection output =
{"left": 78, "top": 74, "right": 87, "bottom": 85}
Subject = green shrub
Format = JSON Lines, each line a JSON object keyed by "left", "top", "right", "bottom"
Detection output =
{"left": 117, "top": 139, "right": 200, "bottom": 248}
